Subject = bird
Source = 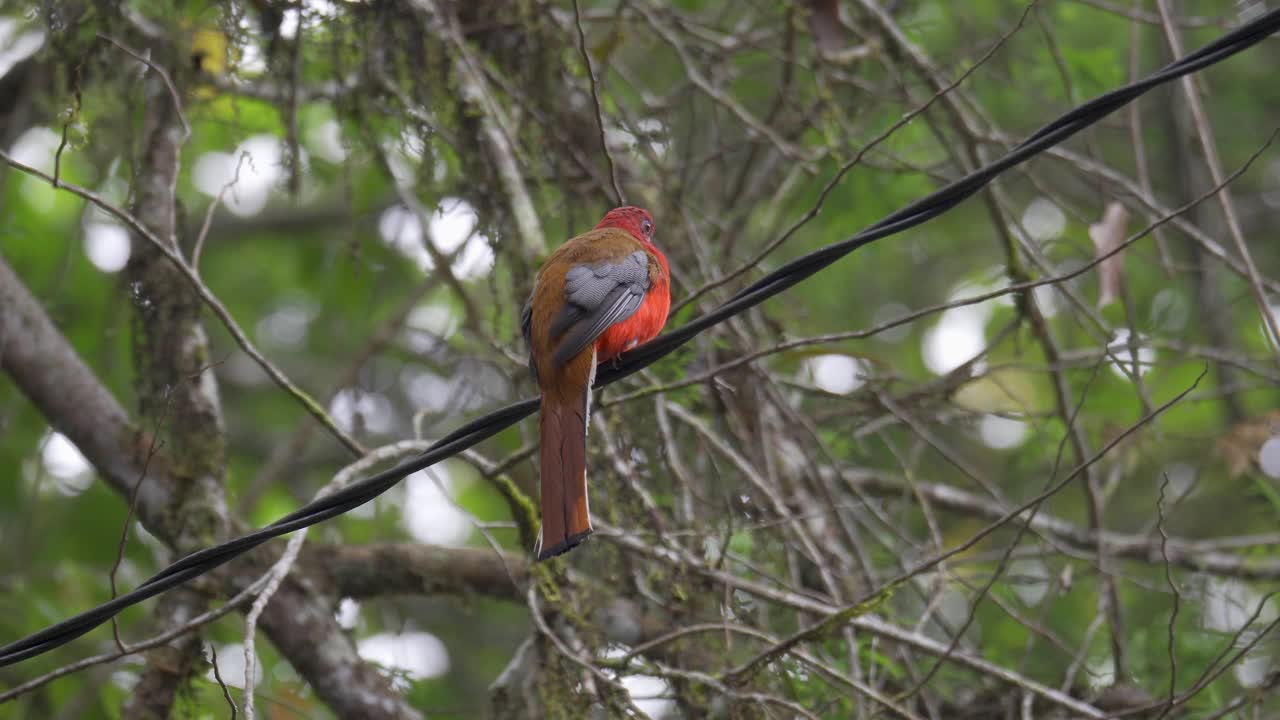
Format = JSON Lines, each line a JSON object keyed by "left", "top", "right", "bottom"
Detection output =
{"left": 522, "top": 206, "right": 671, "bottom": 560}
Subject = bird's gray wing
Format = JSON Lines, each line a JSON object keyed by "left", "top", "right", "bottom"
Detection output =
{"left": 548, "top": 250, "right": 651, "bottom": 367}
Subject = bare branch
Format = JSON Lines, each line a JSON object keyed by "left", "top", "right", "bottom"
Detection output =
{"left": 571, "top": 0, "right": 625, "bottom": 205}
{"left": 0, "top": 149, "right": 366, "bottom": 457}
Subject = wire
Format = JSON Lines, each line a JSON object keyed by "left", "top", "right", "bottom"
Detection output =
{"left": 3, "top": 8, "right": 1278, "bottom": 670}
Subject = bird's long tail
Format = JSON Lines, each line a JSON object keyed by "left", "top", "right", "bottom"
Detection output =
{"left": 536, "top": 381, "right": 593, "bottom": 560}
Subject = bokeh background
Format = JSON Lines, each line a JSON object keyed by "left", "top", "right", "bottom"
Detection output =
{"left": 2, "top": 1, "right": 1280, "bottom": 717}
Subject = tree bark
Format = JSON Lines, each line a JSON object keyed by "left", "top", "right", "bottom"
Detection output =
{"left": 0, "top": 244, "right": 421, "bottom": 719}
{"left": 120, "top": 51, "right": 229, "bottom": 719}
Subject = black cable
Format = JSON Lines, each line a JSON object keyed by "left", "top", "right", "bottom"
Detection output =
{"left": 2, "top": 8, "right": 1277, "bottom": 670}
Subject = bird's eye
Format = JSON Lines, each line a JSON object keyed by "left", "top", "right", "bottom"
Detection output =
{"left": 641, "top": 218, "right": 653, "bottom": 237}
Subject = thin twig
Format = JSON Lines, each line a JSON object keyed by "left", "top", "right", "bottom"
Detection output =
{"left": 51, "top": 59, "right": 84, "bottom": 189}
{"left": 1153, "top": 474, "right": 1181, "bottom": 720}
{"left": 610, "top": 126, "right": 1278, "bottom": 408}
{"left": 240, "top": 441, "right": 427, "bottom": 720}
{"left": 1154, "top": 0, "right": 1280, "bottom": 358}
{"left": 192, "top": 151, "right": 252, "bottom": 271}
{"left": 0, "top": 574, "right": 272, "bottom": 704}
{"left": 675, "top": 0, "right": 1038, "bottom": 312}
{"left": 208, "top": 643, "right": 239, "bottom": 720}
{"left": 602, "top": 523, "right": 1108, "bottom": 718}
{"left": 1125, "top": 5, "right": 1175, "bottom": 275}
{"left": 96, "top": 34, "right": 191, "bottom": 141}
{"left": 419, "top": 0, "right": 547, "bottom": 258}
{"left": 0, "top": 149, "right": 367, "bottom": 457}
{"left": 108, "top": 386, "right": 174, "bottom": 655}
{"left": 572, "top": 0, "right": 625, "bottom": 205}
{"left": 707, "top": 367, "right": 1202, "bottom": 702}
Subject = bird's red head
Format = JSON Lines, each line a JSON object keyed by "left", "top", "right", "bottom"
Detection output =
{"left": 595, "top": 206, "right": 656, "bottom": 246}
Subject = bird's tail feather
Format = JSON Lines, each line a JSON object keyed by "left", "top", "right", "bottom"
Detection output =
{"left": 536, "top": 384, "right": 592, "bottom": 560}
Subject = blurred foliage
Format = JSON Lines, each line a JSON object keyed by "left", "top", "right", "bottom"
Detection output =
{"left": 1, "top": 0, "right": 1279, "bottom": 718}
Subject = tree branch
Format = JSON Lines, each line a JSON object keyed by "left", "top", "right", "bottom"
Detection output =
{"left": 303, "top": 543, "right": 526, "bottom": 601}
{"left": 121, "top": 42, "right": 224, "bottom": 716}
{"left": 0, "top": 254, "right": 421, "bottom": 719}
